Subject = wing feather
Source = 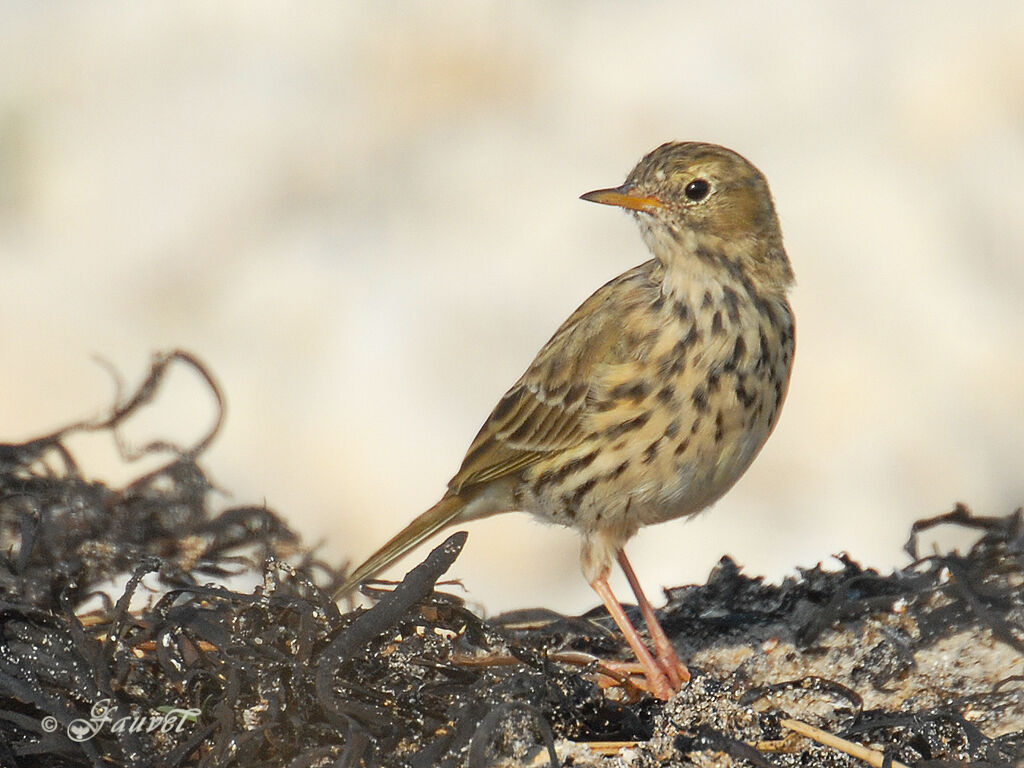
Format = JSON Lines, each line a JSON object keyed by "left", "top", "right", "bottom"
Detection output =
{"left": 449, "top": 261, "right": 660, "bottom": 493}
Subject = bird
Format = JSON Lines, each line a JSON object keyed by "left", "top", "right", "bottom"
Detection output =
{"left": 336, "top": 142, "right": 795, "bottom": 700}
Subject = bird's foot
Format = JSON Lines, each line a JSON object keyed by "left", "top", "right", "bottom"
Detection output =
{"left": 653, "top": 641, "right": 691, "bottom": 689}
{"left": 596, "top": 658, "right": 675, "bottom": 701}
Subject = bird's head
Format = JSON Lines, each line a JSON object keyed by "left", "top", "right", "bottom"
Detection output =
{"left": 582, "top": 142, "right": 793, "bottom": 294}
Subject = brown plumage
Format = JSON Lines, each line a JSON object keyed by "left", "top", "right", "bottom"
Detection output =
{"left": 336, "top": 142, "right": 795, "bottom": 700}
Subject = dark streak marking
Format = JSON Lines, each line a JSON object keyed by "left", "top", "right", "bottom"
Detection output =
{"left": 603, "top": 412, "right": 652, "bottom": 439}
{"left": 642, "top": 439, "right": 661, "bottom": 464}
{"left": 534, "top": 450, "right": 599, "bottom": 489}
{"left": 735, "top": 382, "right": 757, "bottom": 408}
{"left": 609, "top": 381, "right": 650, "bottom": 401}
{"left": 695, "top": 247, "right": 728, "bottom": 270}
{"left": 726, "top": 335, "right": 747, "bottom": 371}
{"left": 567, "top": 477, "right": 598, "bottom": 510}
{"left": 608, "top": 460, "right": 630, "bottom": 480}
{"left": 676, "top": 325, "right": 700, "bottom": 354}
{"left": 758, "top": 328, "right": 771, "bottom": 368}
{"left": 691, "top": 387, "right": 709, "bottom": 413}
{"left": 722, "top": 284, "right": 741, "bottom": 323}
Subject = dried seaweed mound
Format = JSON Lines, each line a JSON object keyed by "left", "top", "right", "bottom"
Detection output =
{"left": 0, "top": 352, "right": 1021, "bottom": 768}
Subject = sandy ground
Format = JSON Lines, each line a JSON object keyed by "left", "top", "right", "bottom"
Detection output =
{"left": 1, "top": 2, "right": 1023, "bottom": 614}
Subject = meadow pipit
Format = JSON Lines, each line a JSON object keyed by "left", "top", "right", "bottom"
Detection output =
{"left": 337, "top": 142, "right": 795, "bottom": 700}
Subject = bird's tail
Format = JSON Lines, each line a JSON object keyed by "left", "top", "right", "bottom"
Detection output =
{"left": 334, "top": 494, "right": 468, "bottom": 598}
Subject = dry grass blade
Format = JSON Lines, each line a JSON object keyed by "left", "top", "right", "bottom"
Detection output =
{"left": 780, "top": 718, "right": 913, "bottom": 768}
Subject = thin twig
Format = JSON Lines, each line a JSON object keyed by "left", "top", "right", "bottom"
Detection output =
{"left": 779, "top": 718, "right": 912, "bottom": 768}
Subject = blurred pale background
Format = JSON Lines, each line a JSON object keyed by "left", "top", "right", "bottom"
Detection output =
{"left": 2, "top": 3, "right": 1022, "bottom": 614}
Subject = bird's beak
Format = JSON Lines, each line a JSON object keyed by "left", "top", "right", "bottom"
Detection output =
{"left": 580, "top": 184, "right": 664, "bottom": 213}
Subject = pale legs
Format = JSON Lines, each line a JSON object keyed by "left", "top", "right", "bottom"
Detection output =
{"left": 587, "top": 548, "right": 690, "bottom": 700}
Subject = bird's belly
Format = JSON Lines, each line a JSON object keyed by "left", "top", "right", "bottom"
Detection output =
{"left": 637, "top": 415, "right": 773, "bottom": 526}
{"left": 518, "top": 391, "right": 777, "bottom": 534}
{"left": 517, "top": 288, "right": 794, "bottom": 542}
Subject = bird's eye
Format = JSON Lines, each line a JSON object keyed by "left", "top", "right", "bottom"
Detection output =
{"left": 684, "top": 179, "right": 711, "bottom": 201}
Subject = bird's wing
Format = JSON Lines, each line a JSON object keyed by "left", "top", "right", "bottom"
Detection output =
{"left": 449, "top": 261, "right": 658, "bottom": 492}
